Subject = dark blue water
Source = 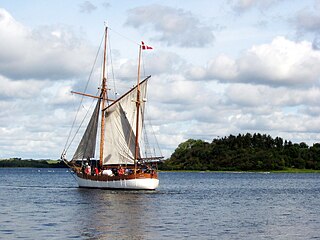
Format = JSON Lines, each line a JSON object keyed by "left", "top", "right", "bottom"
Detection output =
{"left": 0, "top": 169, "right": 319, "bottom": 239}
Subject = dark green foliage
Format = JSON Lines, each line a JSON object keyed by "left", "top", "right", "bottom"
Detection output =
{"left": 159, "top": 133, "right": 320, "bottom": 171}
{"left": 0, "top": 159, "right": 67, "bottom": 168}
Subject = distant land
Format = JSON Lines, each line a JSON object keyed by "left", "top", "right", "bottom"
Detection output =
{"left": 158, "top": 133, "right": 320, "bottom": 172}
{"left": 0, "top": 158, "right": 67, "bottom": 168}
{"left": 2, "top": 133, "right": 320, "bottom": 172}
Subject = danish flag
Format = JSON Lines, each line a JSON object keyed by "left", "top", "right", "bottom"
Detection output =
{"left": 141, "top": 41, "right": 153, "bottom": 50}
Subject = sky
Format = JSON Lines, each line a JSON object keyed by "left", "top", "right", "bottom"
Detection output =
{"left": 1, "top": 0, "right": 320, "bottom": 159}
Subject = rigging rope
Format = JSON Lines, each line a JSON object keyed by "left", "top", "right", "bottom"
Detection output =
{"left": 108, "top": 27, "right": 140, "bottom": 46}
{"left": 145, "top": 106, "right": 163, "bottom": 158}
{"left": 66, "top": 91, "right": 98, "bottom": 156}
{"left": 108, "top": 35, "right": 118, "bottom": 100}
{"left": 62, "top": 33, "right": 104, "bottom": 157}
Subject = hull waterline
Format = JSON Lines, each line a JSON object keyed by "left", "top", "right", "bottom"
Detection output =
{"left": 74, "top": 174, "right": 159, "bottom": 190}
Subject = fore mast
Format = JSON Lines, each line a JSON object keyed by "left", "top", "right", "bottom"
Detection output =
{"left": 99, "top": 26, "right": 108, "bottom": 168}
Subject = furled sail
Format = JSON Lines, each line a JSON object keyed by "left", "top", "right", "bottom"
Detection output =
{"left": 103, "top": 78, "right": 148, "bottom": 165}
{"left": 72, "top": 99, "right": 101, "bottom": 160}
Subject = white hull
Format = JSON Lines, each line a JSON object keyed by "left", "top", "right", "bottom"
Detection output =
{"left": 75, "top": 174, "right": 159, "bottom": 190}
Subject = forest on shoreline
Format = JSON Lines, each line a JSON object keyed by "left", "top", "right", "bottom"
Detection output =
{"left": 2, "top": 133, "right": 320, "bottom": 172}
{"left": 0, "top": 158, "right": 66, "bottom": 168}
{"left": 158, "top": 133, "right": 320, "bottom": 171}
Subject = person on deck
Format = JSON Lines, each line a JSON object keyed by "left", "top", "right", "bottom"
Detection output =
{"left": 94, "top": 167, "right": 99, "bottom": 176}
{"left": 118, "top": 166, "right": 125, "bottom": 176}
{"left": 84, "top": 164, "right": 91, "bottom": 175}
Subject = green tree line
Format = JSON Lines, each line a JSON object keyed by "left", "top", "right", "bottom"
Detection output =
{"left": 0, "top": 158, "right": 67, "bottom": 168}
{"left": 159, "top": 133, "right": 320, "bottom": 171}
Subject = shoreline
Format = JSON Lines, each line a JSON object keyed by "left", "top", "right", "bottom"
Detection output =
{"left": 1, "top": 160, "right": 319, "bottom": 173}
{"left": 158, "top": 169, "right": 320, "bottom": 173}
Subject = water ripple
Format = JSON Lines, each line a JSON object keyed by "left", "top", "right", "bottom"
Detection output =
{"left": 0, "top": 169, "right": 319, "bottom": 239}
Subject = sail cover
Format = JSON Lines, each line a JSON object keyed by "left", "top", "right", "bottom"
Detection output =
{"left": 72, "top": 99, "right": 101, "bottom": 160}
{"left": 103, "top": 78, "right": 148, "bottom": 165}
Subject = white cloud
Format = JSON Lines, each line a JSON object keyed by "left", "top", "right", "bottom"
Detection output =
{"left": 0, "top": 76, "right": 46, "bottom": 100}
{"left": 0, "top": 8, "right": 94, "bottom": 81}
{"left": 189, "top": 36, "right": 320, "bottom": 86}
{"left": 0, "top": 77, "right": 89, "bottom": 159}
{"left": 225, "top": 83, "right": 320, "bottom": 109}
{"left": 231, "top": 0, "right": 282, "bottom": 12}
{"left": 292, "top": 6, "right": 320, "bottom": 51}
{"left": 79, "top": 1, "right": 97, "bottom": 13}
{"left": 225, "top": 84, "right": 265, "bottom": 107}
{"left": 117, "top": 51, "right": 185, "bottom": 79}
{"left": 102, "top": 2, "right": 111, "bottom": 9}
{"left": 125, "top": 5, "right": 214, "bottom": 47}
{"left": 207, "top": 54, "right": 238, "bottom": 81}
{"left": 294, "top": 8, "right": 320, "bottom": 34}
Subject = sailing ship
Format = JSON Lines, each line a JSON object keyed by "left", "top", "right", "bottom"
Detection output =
{"left": 61, "top": 26, "right": 162, "bottom": 190}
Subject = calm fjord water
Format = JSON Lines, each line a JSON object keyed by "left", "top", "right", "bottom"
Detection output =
{"left": 0, "top": 169, "right": 319, "bottom": 239}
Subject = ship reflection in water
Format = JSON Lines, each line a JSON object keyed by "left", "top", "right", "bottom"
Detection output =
{"left": 75, "top": 189, "right": 157, "bottom": 240}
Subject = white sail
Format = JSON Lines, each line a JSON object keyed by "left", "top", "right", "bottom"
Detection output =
{"left": 72, "top": 99, "right": 100, "bottom": 160}
{"left": 102, "top": 78, "right": 148, "bottom": 165}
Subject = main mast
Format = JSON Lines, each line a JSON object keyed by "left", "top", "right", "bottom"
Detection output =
{"left": 99, "top": 27, "right": 108, "bottom": 168}
{"left": 134, "top": 44, "right": 142, "bottom": 174}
